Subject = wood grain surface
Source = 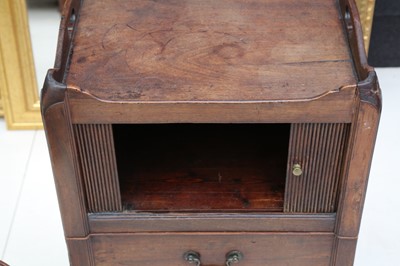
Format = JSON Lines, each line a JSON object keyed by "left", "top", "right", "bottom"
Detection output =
{"left": 90, "top": 232, "right": 334, "bottom": 266}
{"left": 88, "top": 213, "right": 336, "bottom": 233}
{"left": 66, "top": 0, "right": 356, "bottom": 102}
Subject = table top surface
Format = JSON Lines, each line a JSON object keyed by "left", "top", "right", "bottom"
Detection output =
{"left": 66, "top": 0, "right": 356, "bottom": 102}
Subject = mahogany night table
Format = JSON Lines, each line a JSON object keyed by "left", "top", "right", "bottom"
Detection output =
{"left": 41, "top": 0, "right": 381, "bottom": 265}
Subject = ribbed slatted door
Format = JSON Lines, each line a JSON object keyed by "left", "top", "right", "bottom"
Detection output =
{"left": 284, "top": 123, "right": 350, "bottom": 213}
{"left": 73, "top": 124, "right": 122, "bottom": 212}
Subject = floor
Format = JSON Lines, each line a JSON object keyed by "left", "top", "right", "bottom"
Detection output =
{"left": 1, "top": 6, "right": 400, "bottom": 266}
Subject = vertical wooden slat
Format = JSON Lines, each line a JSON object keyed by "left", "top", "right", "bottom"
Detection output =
{"left": 284, "top": 123, "right": 350, "bottom": 213}
{"left": 333, "top": 124, "right": 351, "bottom": 210}
{"left": 316, "top": 124, "right": 331, "bottom": 212}
{"left": 106, "top": 125, "right": 122, "bottom": 210}
{"left": 321, "top": 124, "right": 339, "bottom": 211}
{"left": 285, "top": 124, "right": 295, "bottom": 211}
{"left": 90, "top": 124, "right": 107, "bottom": 210}
{"left": 73, "top": 124, "right": 122, "bottom": 212}
{"left": 75, "top": 124, "right": 95, "bottom": 211}
{"left": 313, "top": 124, "right": 326, "bottom": 212}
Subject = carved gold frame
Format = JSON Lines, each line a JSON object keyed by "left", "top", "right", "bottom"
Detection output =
{"left": 0, "top": 0, "right": 375, "bottom": 129}
{"left": 0, "top": 0, "right": 42, "bottom": 129}
{"left": 356, "top": 0, "right": 376, "bottom": 52}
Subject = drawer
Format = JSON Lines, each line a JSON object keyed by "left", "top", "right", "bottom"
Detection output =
{"left": 91, "top": 232, "right": 334, "bottom": 266}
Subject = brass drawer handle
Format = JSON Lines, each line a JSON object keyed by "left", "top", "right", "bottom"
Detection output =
{"left": 183, "top": 250, "right": 243, "bottom": 265}
{"left": 226, "top": 250, "right": 243, "bottom": 266}
{"left": 184, "top": 251, "right": 201, "bottom": 266}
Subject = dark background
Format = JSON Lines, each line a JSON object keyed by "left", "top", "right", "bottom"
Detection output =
{"left": 368, "top": 0, "right": 400, "bottom": 67}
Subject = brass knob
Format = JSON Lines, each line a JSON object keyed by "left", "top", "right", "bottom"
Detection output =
{"left": 226, "top": 250, "right": 243, "bottom": 265}
{"left": 292, "top": 164, "right": 303, "bottom": 176}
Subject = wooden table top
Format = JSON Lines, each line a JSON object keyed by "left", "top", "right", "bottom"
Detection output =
{"left": 66, "top": 0, "right": 356, "bottom": 102}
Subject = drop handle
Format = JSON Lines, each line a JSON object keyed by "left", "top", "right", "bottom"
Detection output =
{"left": 184, "top": 251, "right": 201, "bottom": 266}
{"left": 226, "top": 250, "right": 243, "bottom": 266}
{"left": 183, "top": 250, "right": 243, "bottom": 266}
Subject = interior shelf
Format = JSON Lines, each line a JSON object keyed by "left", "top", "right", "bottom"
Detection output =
{"left": 113, "top": 124, "right": 290, "bottom": 212}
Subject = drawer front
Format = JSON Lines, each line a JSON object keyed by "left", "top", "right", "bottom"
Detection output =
{"left": 91, "top": 233, "right": 334, "bottom": 266}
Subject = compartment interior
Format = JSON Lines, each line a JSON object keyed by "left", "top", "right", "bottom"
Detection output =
{"left": 113, "top": 124, "right": 290, "bottom": 212}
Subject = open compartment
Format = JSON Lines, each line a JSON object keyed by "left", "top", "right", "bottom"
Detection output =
{"left": 113, "top": 124, "right": 290, "bottom": 212}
